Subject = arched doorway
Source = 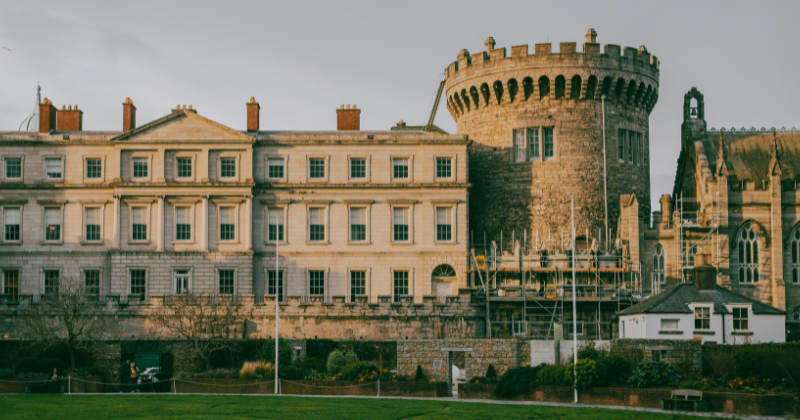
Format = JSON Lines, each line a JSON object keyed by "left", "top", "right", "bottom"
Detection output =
{"left": 432, "top": 265, "right": 457, "bottom": 303}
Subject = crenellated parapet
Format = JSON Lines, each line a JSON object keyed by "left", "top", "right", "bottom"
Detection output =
{"left": 444, "top": 29, "right": 660, "bottom": 122}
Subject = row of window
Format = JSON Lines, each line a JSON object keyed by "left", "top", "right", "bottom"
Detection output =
{"left": 0, "top": 267, "right": 415, "bottom": 304}
{"left": 651, "top": 224, "right": 775, "bottom": 285}
{"left": 617, "top": 130, "right": 644, "bottom": 165}
{"left": 657, "top": 307, "right": 750, "bottom": 333}
{"left": 266, "top": 204, "right": 455, "bottom": 244}
{"left": 1, "top": 155, "right": 240, "bottom": 182}
{"left": 267, "top": 156, "right": 455, "bottom": 182}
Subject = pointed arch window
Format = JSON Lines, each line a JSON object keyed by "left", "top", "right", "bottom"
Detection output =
{"left": 738, "top": 224, "right": 759, "bottom": 283}
{"left": 791, "top": 228, "right": 800, "bottom": 283}
{"left": 653, "top": 245, "right": 665, "bottom": 284}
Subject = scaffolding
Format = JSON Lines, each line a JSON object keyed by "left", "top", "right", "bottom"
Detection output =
{"left": 674, "top": 192, "right": 721, "bottom": 284}
{"left": 469, "top": 236, "right": 642, "bottom": 340}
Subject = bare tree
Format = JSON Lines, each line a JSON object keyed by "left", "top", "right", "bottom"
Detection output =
{"left": 16, "top": 273, "right": 119, "bottom": 369}
{"left": 150, "top": 293, "right": 253, "bottom": 371}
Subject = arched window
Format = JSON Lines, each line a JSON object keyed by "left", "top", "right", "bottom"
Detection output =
{"left": 653, "top": 245, "right": 665, "bottom": 284}
{"left": 522, "top": 77, "right": 534, "bottom": 100}
{"left": 538, "top": 76, "right": 550, "bottom": 99}
{"left": 469, "top": 86, "right": 480, "bottom": 109}
{"left": 507, "top": 79, "right": 518, "bottom": 103}
{"left": 554, "top": 75, "right": 566, "bottom": 99}
{"left": 682, "top": 243, "right": 697, "bottom": 268}
{"left": 585, "top": 75, "right": 597, "bottom": 100}
{"left": 738, "top": 224, "right": 759, "bottom": 283}
{"left": 493, "top": 80, "right": 504, "bottom": 104}
{"left": 432, "top": 264, "right": 457, "bottom": 279}
{"left": 570, "top": 75, "right": 582, "bottom": 100}
{"left": 790, "top": 228, "right": 800, "bottom": 283}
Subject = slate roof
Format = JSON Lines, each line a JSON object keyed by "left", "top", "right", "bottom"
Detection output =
{"left": 618, "top": 283, "right": 785, "bottom": 316}
{"left": 700, "top": 131, "right": 800, "bottom": 183}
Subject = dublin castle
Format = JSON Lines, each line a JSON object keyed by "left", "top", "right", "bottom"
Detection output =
{"left": 0, "top": 29, "right": 794, "bottom": 341}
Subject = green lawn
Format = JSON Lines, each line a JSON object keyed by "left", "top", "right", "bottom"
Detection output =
{"left": 1, "top": 395, "right": 704, "bottom": 419}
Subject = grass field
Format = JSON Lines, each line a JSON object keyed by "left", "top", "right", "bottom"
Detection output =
{"left": 0, "top": 395, "right": 704, "bottom": 419}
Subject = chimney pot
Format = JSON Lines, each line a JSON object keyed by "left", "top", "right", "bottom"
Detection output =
{"left": 56, "top": 103, "right": 83, "bottom": 131}
{"left": 39, "top": 98, "right": 57, "bottom": 133}
{"left": 246, "top": 97, "right": 261, "bottom": 132}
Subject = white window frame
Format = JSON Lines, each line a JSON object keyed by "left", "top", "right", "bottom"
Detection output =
{"left": 215, "top": 202, "right": 240, "bottom": 244}
{"left": 3, "top": 155, "right": 24, "bottom": 182}
{"left": 127, "top": 203, "right": 151, "bottom": 244}
{"left": 263, "top": 200, "right": 289, "bottom": 245}
{"left": 82, "top": 267, "right": 103, "bottom": 296}
{"left": 692, "top": 304, "right": 712, "bottom": 331}
{"left": 304, "top": 201, "right": 330, "bottom": 244}
{"left": 390, "top": 155, "right": 413, "bottom": 182}
{"left": 130, "top": 153, "right": 153, "bottom": 182}
{"left": 512, "top": 320, "right": 528, "bottom": 337}
{"left": 617, "top": 129, "right": 626, "bottom": 162}
{"left": 266, "top": 155, "right": 288, "bottom": 182}
{"left": 347, "top": 156, "right": 370, "bottom": 183}
{"left": 347, "top": 267, "right": 371, "bottom": 303}
{"left": 128, "top": 267, "right": 148, "bottom": 297}
{"left": 653, "top": 244, "right": 665, "bottom": 284}
{"left": 737, "top": 224, "right": 760, "bottom": 284}
{"left": 218, "top": 153, "right": 240, "bottom": 182}
{"left": 730, "top": 305, "right": 751, "bottom": 332}
{"left": 434, "top": 155, "right": 455, "bottom": 182}
{"left": 542, "top": 127, "right": 556, "bottom": 161}
{"left": 1, "top": 203, "right": 24, "bottom": 244}
{"left": 174, "top": 153, "right": 196, "bottom": 182}
{"left": 637, "top": 132, "right": 643, "bottom": 166}
{"left": 265, "top": 268, "right": 286, "bottom": 303}
{"left": 43, "top": 156, "right": 64, "bottom": 182}
{"left": 80, "top": 202, "right": 106, "bottom": 245}
{"left": 566, "top": 320, "right": 584, "bottom": 336}
{"left": 40, "top": 267, "right": 61, "bottom": 296}
{"left": 432, "top": 202, "right": 457, "bottom": 244}
{"left": 172, "top": 267, "right": 193, "bottom": 295}
{"left": 216, "top": 266, "right": 237, "bottom": 295}
{"left": 307, "top": 268, "right": 327, "bottom": 297}
{"left": 1, "top": 267, "right": 21, "bottom": 297}
{"left": 389, "top": 202, "right": 415, "bottom": 244}
{"left": 513, "top": 129, "right": 527, "bottom": 163}
{"left": 660, "top": 318, "right": 680, "bottom": 332}
{"left": 306, "top": 155, "right": 329, "bottom": 182}
{"left": 38, "top": 200, "right": 65, "bottom": 244}
{"left": 83, "top": 156, "right": 105, "bottom": 183}
{"left": 168, "top": 199, "right": 198, "bottom": 244}
{"left": 391, "top": 268, "right": 414, "bottom": 303}
{"left": 346, "top": 200, "right": 373, "bottom": 245}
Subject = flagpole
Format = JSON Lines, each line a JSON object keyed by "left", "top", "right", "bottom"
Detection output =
{"left": 571, "top": 196, "right": 578, "bottom": 404}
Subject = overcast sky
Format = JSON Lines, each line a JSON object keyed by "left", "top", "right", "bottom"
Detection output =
{"left": 1, "top": 0, "right": 798, "bottom": 210}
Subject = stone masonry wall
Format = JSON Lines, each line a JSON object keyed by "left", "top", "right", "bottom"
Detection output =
{"left": 397, "top": 339, "right": 529, "bottom": 382}
{"left": 612, "top": 338, "right": 702, "bottom": 376}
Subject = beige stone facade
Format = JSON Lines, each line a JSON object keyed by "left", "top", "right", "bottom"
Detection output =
{"left": 0, "top": 103, "right": 473, "bottom": 339}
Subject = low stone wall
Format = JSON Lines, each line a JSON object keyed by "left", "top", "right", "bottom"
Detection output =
{"left": 170, "top": 378, "right": 447, "bottom": 397}
{"left": 397, "top": 339, "right": 529, "bottom": 382}
{"left": 612, "top": 339, "right": 702, "bottom": 377}
{"left": 457, "top": 384, "right": 791, "bottom": 416}
{"left": 173, "top": 378, "right": 270, "bottom": 394}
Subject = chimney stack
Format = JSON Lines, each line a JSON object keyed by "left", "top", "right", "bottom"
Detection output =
{"left": 123, "top": 98, "right": 136, "bottom": 132}
{"left": 246, "top": 97, "right": 260, "bottom": 132}
{"left": 56, "top": 105, "right": 83, "bottom": 131}
{"left": 692, "top": 254, "right": 717, "bottom": 290}
{"left": 336, "top": 104, "right": 360, "bottom": 131}
{"left": 38, "top": 98, "right": 56, "bottom": 133}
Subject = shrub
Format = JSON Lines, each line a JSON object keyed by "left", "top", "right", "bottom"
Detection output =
{"left": 576, "top": 341, "right": 603, "bottom": 361}
{"left": 596, "top": 354, "right": 633, "bottom": 387}
{"left": 468, "top": 376, "right": 488, "bottom": 384}
{"left": 564, "top": 359, "right": 598, "bottom": 390}
{"left": 680, "top": 377, "right": 717, "bottom": 391}
{"left": 0, "top": 368, "right": 14, "bottom": 378}
{"left": 339, "top": 362, "right": 380, "bottom": 381}
{"left": 279, "top": 365, "right": 305, "bottom": 380}
{"left": 15, "top": 358, "right": 65, "bottom": 375}
{"left": 294, "top": 357, "right": 326, "bottom": 376}
{"left": 240, "top": 362, "right": 256, "bottom": 379}
{"left": 537, "top": 365, "right": 568, "bottom": 386}
{"left": 485, "top": 364, "right": 498, "bottom": 383}
{"left": 628, "top": 358, "right": 680, "bottom": 388}
{"left": 414, "top": 365, "right": 426, "bottom": 382}
{"left": 326, "top": 350, "right": 358, "bottom": 376}
{"left": 306, "top": 339, "right": 338, "bottom": 361}
{"left": 304, "top": 369, "right": 325, "bottom": 381}
{"left": 254, "top": 360, "right": 274, "bottom": 377}
{"left": 263, "top": 338, "right": 292, "bottom": 368}
{"left": 493, "top": 365, "right": 543, "bottom": 398}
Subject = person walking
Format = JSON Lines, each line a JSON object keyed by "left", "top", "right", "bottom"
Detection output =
{"left": 120, "top": 359, "right": 131, "bottom": 393}
{"left": 129, "top": 361, "right": 140, "bottom": 393}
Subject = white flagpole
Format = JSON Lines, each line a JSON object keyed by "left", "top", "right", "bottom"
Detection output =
{"left": 275, "top": 222, "right": 280, "bottom": 394}
{"left": 571, "top": 197, "right": 578, "bottom": 403}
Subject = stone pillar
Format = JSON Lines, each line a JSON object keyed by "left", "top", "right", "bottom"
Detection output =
{"left": 717, "top": 175, "right": 731, "bottom": 288}
{"left": 156, "top": 195, "right": 164, "bottom": 251}
{"left": 201, "top": 195, "right": 209, "bottom": 252}
{"left": 770, "top": 174, "right": 786, "bottom": 310}
{"left": 245, "top": 195, "right": 253, "bottom": 250}
{"left": 112, "top": 195, "right": 120, "bottom": 249}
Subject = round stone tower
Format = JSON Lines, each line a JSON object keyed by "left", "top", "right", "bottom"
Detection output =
{"left": 444, "top": 29, "right": 659, "bottom": 245}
